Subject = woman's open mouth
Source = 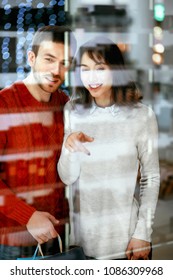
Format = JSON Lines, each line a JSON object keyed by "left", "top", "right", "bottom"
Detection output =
{"left": 89, "top": 84, "right": 102, "bottom": 89}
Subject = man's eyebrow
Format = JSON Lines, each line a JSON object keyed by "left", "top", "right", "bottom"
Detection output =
{"left": 80, "top": 63, "right": 88, "bottom": 67}
{"left": 44, "top": 53, "right": 56, "bottom": 59}
{"left": 44, "top": 53, "right": 72, "bottom": 63}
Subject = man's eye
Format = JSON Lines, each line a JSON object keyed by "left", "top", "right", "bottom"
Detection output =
{"left": 45, "top": 58, "right": 53, "bottom": 62}
{"left": 96, "top": 67, "right": 105, "bottom": 71}
{"left": 61, "top": 60, "right": 71, "bottom": 67}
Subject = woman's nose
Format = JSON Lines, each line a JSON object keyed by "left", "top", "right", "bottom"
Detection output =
{"left": 88, "top": 70, "right": 98, "bottom": 83}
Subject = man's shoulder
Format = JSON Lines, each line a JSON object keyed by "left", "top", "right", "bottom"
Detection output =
{"left": 0, "top": 81, "right": 22, "bottom": 99}
{"left": 0, "top": 81, "right": 25, "bottom": 111}
{"left": 0, "top": 82, "right": 15, "bottom": 95}
{"left": 0, "top": 83, "right": 16, "bottom": 107}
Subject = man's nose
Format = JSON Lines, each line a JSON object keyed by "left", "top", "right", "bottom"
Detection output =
{"left": 51, "top": 62, "right": 61, "bottom": 75}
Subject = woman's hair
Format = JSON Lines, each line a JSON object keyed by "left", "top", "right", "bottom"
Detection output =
{"left": 73, "top": 36, "right": 142, "bottom": 106}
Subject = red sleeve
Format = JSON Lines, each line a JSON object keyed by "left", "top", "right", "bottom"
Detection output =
{"left": 0, "top": 94, "right": 36, "bottom": 225}
{"left": 0, "top": 183, "right": 36, "bottom": 224}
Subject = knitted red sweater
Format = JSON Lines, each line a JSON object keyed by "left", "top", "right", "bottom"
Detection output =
{"left": 0, "top": 82, "right": 68, "bottom": 246}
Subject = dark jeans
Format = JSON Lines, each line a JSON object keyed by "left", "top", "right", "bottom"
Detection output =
{"left": 0, "top": 238, "right": 62, "bottom": 260}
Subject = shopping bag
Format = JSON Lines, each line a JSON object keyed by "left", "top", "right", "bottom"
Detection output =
{"left": 17, "top": 234, "right": 87, "bottom": 260}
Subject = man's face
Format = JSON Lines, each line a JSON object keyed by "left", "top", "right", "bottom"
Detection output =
{"left": 28, "top": 41, "right": 72, "bottom": 94}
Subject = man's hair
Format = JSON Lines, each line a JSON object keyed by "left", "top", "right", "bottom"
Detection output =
{"left": 31, "top": 25, "right": 77, "bottom": 58}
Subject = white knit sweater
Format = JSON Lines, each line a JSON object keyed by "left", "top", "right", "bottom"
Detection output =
{"left": 58, "top": 101, "right": 160, "bottom": 259}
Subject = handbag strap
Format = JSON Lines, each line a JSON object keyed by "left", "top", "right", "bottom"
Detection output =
{"left": 37, "top": 234, "right": 62, "bottom": 257}
{"left": 34, "top": 234, "right": 63, "bottom": 259}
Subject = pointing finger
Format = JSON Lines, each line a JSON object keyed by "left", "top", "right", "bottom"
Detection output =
{"left": 77, "top": 132, "right": 94, "bottom": 143}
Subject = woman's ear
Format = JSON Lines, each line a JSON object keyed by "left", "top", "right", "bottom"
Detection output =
{"left": 27, "top": 50, "right": 36, "bottom": 67}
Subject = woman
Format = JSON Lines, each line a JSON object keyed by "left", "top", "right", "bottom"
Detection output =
{"left": 58, "top": 36, "right": 160, "bottom": 260}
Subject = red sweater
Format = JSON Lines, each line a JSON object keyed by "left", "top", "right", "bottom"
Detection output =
{"left": 0, "top": 82, "right": 68, "bottom": 246}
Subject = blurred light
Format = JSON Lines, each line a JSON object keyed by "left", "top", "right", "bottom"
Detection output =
{"left": 17, "top": 24, "right": 24, "bottom": 29}
{"left": 28, "top": 27, "right": 35, "bottom": 32}
{"left": 17, "top": 18, "right": 24, "bottom": 24}
{"left": 2, "top": 0, "right": 8, "bottom": 5}
{"left": 17, "top": 66, "right": 25, "bottom": 73}
{"left": 2, "top": 62, "right": 9, "bottom": 71}
{"left": 4, "top": 23, "right": 11, "bottom": 30}
{"left": 19, "top": 3, "right": 27, "bottom": 9}
{"left": 2, "top": 61, "right": 9, "bottom": 67}
{"left": 17, "top": 28, "right": 24, "bottom": 34}
{"left": 26, "top": 33, "right": 33, "bottom": 42}
{"left": 18, "top": 8, "right": 26, "bottom": 15}
{"left": 3, "top": 52, "right": 10, "bottom": 60}
{"left": 58, "top": 10, "right": 65, "bottom": 22}
{"left": 26, "top": 4, "right": 32, "bottom": 11}
{"left": 2, "top": 46, "right": 9, "bottom": 52}
{"left": 4, "top": 4, "right": 11, "bottom": 10}
{"left": 27, "top": 23, "right": 36, "bottom": 29}
{"left": 37, "top": 3, "right": 45, "bottom": 8}
{"left": 49, "top": 0, "right": 57, "bottom": 6}
{"left": 58, "top": 11, "right": 65, "bottom": 16}
{"left": 58, "top": 0, "right": 64, "bottom": 6}
{"left": 25, "top": 13, "right": 32, "bottom": 19}
{"left": 153, "top": 43, "right": 164, "bottom": 54}
{"left": 5, "top": 9, "right": 11, "bottom": 15}
{"left": 3, "top": 38, "right": 10, "bottom": 44}
{"left": 49, "top": 14, "right": 57, "bottom": 20}
{"left": 18, "top": 37, "right": 26, "bottom": 45}
{"left": 154, "top": 4, "right": 165, "bottom": 22}
{"left": 49, "top": 19, "right": 57, "bottom": 25}
{"left": 153, "top": 26, "right": 163, "bottom": 40}
{"left": 152, "top": 53, "right": 163, "bottom": 65}
{"left": 37, "top": 23, "right": 45, "bottom": 29}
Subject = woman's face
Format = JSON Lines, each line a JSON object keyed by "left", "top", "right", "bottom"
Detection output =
{"left": 80, "top": 52, "right": 113, "bottom": 107}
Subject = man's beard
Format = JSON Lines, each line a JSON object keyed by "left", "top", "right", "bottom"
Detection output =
{"left": 32, "top": 68, "right": 62, "bottom": 93}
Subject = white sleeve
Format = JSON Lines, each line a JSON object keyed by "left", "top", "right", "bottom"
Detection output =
{"left": 57, "top": 101, "right": 80, "bottom": 185}
{"left": 132, "top": 107, "right": 160, "bottom": 242}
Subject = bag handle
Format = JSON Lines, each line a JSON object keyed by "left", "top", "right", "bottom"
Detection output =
{"left": 34, "top": 234, "right": 63, "bottom": 259}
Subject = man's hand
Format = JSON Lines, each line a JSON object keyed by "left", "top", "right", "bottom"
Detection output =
{"left": 125, "top": 238, "right": 151, "bottom": 260}
{"left": 26, "top": 211, "right": 59, "bottom": 244}
{"left": 65, "top": 132, "right": 94, "bottom": 155}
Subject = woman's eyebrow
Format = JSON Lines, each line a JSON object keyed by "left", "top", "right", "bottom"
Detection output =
{"left": 80, "top": 62, "right": 105, "bottom": 67}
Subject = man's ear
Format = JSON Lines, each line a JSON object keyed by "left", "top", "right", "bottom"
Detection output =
{"left": 27, "top": 50, "right": 36, "bottom": 67}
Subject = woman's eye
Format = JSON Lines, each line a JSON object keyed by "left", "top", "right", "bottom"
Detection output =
{"left": 81, "top": 68, "right": 89, "bottom": 72}
{"left": 96, "top": 67, "right": 105, "bottom": 71}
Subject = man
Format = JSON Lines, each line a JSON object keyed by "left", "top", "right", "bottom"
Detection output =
{"left": 0, "top": 25, "right": 77, "bottom": 259}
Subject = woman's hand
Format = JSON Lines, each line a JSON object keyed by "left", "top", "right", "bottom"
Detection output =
{"left": 126, "top": 238, "right": 151, "bottom": 260}
{"left": 65, "top": 132, "right": 94, "bottom": 155}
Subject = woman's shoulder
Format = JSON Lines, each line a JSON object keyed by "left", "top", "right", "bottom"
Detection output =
{"left": 136, "top": 102, "right": 156, "bottom": 117}
{"left": 64, "top": 99, "right": 90, "bottom": 116}
{"left": 130, "top": 102, "right": 155, "bottom": 116}
{"left": 121, "top": 102, "right": 156, "bottom": 123}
